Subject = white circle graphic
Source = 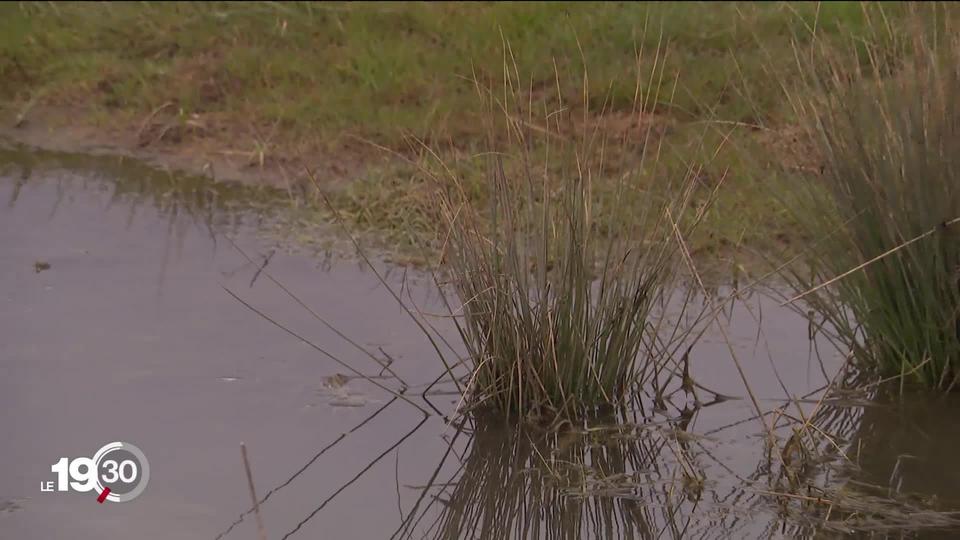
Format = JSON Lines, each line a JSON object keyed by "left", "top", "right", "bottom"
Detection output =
{"left": 91, "top": 441, "right": 150, "bottom": 503}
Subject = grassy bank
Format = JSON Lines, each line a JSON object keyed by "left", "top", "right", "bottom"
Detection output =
{"left": 1, "top": 2, "right": 876, "bottom": 138}
{"left": 0, "top": 2, "right": 905, "bottom": 268}
{"left": 0, "top": 3, "right": 936, "bottom": 266}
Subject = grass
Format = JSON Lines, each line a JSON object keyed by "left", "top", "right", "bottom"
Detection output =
{"left": 0, "top": 2, "right": 875, "bottom": 137}
{"left": 778, "top": 5, "right": 960, "bottom": 390}
{"left": 0, "top": 2, "right": 908, "bottom": 267}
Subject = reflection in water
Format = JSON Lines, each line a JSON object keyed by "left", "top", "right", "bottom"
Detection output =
{"left": 3, "top": 144, "right": 960, "bottom": 540}
{"left": 405, "top": 408, "right": 774, "bottom": 540}
{"left": 408, "top": 413, "right": 722, "bottom": 540}
{"left": 0, "top": 142, "right": 289, "bottom": 225}
{"left": 0, "top": 141, "right": 335, "bottom": 265}
{"left": 815, "top": 390, "right": 960, "bottom": 536}
{"left": 215, "top": 396, "right": 400, "bottom": 540}
{"left": 852, "top": 392, "right": 960, "bottom": 503}
{"left": 0, "top": 140, "right": 338, "bottom": 293}
{"left": 385, "top": 389, "right": 960, "bottom": 539}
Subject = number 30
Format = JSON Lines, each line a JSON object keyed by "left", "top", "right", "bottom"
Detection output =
{"left": 102, "top": 460, "right": 138, "bottom": 483}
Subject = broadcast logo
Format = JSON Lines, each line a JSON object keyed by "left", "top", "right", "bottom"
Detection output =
{"left": 41, "top": 442, "right": 150, "bottom": 503}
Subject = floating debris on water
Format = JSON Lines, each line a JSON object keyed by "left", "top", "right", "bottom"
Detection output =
{"left": 328, "top": 395, "right": 368, "bottom": 408}
{"left": 317, "top": 373, "right": 374, "bottom": 407}
{"left": 0, "top": 497, "right": 26, "bottom": 514}
{"left": 321, "top": 373, "right": 350, "bottom": 389}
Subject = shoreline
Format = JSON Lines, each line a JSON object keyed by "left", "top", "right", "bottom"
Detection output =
{"left": 0, "top": 104, "right": 784, "bottom": 277}
{"left": 0, "top": 104, "right": 373, "bottom": 192}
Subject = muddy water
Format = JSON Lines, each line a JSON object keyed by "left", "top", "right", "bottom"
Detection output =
{"left": 1, "top": 144, "right": 958, "bottom": 539}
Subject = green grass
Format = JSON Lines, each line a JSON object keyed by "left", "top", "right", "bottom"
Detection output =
{"left": 779, "top": 6, "right": 960, "bottom": 390}
{"left": 0, "top": 2, "right": 880, "bottom": 137}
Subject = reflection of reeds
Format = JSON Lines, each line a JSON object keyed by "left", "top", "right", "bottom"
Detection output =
{"left": 398, "top": 377, "right": 960, "bottom": 539}
{"left": 399, "top": 410, "right": 754, "bottom": 540}
{"left": 752, "top": 366, "right": 960, "bottom": 536}
{"left": 824, "top": 383, "right": 960, "bottom": 530}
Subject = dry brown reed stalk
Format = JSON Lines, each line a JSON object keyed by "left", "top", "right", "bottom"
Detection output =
{"left": 240, "top": 443, "right": 268, "bottom": 540}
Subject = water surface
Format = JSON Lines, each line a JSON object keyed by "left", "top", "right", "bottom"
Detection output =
{"left": 1, "top": 144, "right": 958, "bottom": 539}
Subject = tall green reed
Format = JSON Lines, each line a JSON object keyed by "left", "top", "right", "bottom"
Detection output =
{"left": 780, "top": 6, "right": 960, "bottom": 390}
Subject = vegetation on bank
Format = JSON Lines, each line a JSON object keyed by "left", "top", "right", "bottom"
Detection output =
{"left": 0, "top": 2, "right": 903, "bottom": 266}
{"left": 0, "top": 2, "right": 875, "bottom": 138}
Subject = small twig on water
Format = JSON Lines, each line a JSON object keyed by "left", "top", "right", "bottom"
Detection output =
{"left": 241, "top": 443, "right": 269, "bottom": 540}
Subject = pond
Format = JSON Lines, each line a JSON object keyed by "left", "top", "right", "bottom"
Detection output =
{"left": 1, "top": 143, "right": 958, "bottom": 539}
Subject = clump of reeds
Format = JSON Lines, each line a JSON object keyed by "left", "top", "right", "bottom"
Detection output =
{"left": 780, "top": 6, "right": 960, "bottom": 390}
{"left": 429, "top": 47, "right": 715, "bottom": 417}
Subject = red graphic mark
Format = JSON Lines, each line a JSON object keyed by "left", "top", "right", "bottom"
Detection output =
{"left": 97, "top": 487, "right": 111, "bottom": 504}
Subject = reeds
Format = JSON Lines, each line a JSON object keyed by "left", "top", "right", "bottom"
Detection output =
{"left": 429, "top": 45, "right": 715, "bottom": 416}
{"left": 780, "top": 6, "right": 960, "bottom": 390}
